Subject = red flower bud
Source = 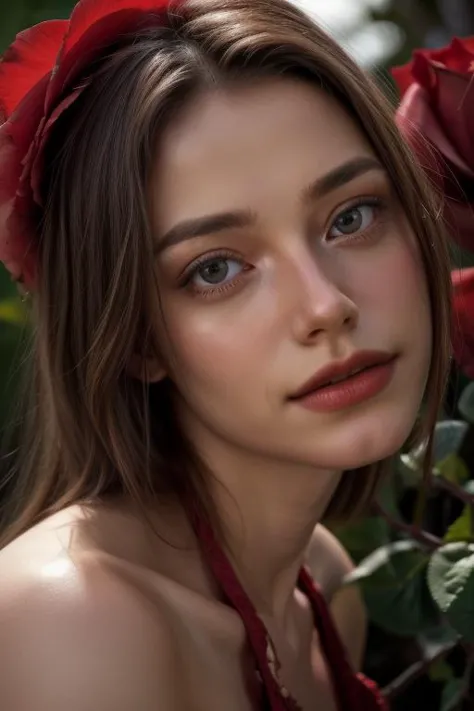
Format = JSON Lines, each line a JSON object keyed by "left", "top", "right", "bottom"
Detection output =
{"left": 392, "top": 38, "right": 474, "bottom": 253}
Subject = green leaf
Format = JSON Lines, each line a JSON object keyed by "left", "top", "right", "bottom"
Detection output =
{"left": 398, "top": 452, "right": 423, "bottom": 487}
{"left": 458, "top": 382, "right": 474, "bottom": 425}
{"left": 346, "top": 540, "right": 426, "bottom": 587}
{"left": 429, "top": 658, "right": 454, "bottom": 683}
{"left": 346, "top": 540, "right": 439, "bottom": 636}
{"left": 464, "top": 480, "right": 474, "bottom": 496}
{"left": 440, "top": 677, "right": 465, "bottom": 711}
{"left": 434, "top": 454, "right": 470, "bottom": 485}
{"left": 428, "top": 542, "right": 474, "bottom": 643}
{"left": 433, "top": 422, "right": 469, "bottom": 463}
{"left": 418, "top": 622, "right": 460, "bottom": 658}
{"left": 444, "top": 506, "right": 474, "bottom": 544}
{"left": 0, "top": 298, "right": 29, "bottom": 326}
{"left": 422, "top": 623, "right": 459, "bottom": 682}
{"left": 376, "top": 474, "right": 401, "bottom": 518}
{"left": 401, "top": 421, "right": 468, "bottom": 474}
{"left": 331, "top": 516, "right": 391, "bottom": 564}
{"left": 0, "top": 264, "right": 17, "bottom": 299}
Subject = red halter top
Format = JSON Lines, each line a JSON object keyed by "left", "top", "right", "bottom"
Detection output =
{"left": 191, "top": 511, "right": 388, "bottom": 711}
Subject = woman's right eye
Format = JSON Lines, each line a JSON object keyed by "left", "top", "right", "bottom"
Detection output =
{"left": 189, "top": 256, "right": 244, "bottom": 289}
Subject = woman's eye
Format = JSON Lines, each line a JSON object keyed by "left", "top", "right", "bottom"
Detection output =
{"left": 191, "top": 257, "right": 243, "bottom": 287}
{"left": 328, "top": 203, "right": 376, "bottom": 238}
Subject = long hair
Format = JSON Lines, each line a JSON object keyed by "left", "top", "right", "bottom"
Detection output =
{"left": 0, "top": 0, "right": 452, "bottom": 547}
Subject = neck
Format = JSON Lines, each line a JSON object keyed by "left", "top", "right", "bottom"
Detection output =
{"left": 190, "top": 428, "right": 342, "bottom": 627}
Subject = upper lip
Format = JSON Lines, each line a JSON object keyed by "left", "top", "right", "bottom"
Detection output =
{"left": 290, "top": 350, "right": 396, "bottom": 399}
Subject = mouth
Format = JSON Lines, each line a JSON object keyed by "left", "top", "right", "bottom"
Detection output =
{"left": 289, "top": 350, "right": 397, "bottom": 401}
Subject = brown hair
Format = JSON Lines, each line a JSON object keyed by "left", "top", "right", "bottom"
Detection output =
{"left": 0, "top": 0, "right": 452, "bottom": 547}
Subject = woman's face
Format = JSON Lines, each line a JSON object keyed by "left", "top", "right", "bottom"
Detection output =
{"left": 149, "top": 77, "right": 431, "bottom": 472}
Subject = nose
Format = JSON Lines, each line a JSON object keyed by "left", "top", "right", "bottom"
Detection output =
{"left": 289, "top": 257, "right": 359, "bottom": 345}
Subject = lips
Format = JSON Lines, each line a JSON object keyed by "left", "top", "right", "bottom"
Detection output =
{"left": 290, "top": 350, "right": 396, "bottom": 400}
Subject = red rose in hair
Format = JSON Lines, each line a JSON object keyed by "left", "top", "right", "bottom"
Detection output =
{"left": 392, "top": 38, "right": 474, "bottom": 252}
{"left": 452, "top": 267, "right": 474, "bottom": 378}
{"left": 0, "top": 0, "right": 173, "bottom": 288}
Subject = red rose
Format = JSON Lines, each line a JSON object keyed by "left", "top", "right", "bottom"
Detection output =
{"left": 0, "top": 0, "right": 173, "bottom": 288}
{"left": 392, "top": 38, "right": 474, "bottom": 253}
{"left": 452, "top": 267, "right": 474, "bottom": 378}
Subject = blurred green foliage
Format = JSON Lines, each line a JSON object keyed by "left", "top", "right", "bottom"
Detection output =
{"left": 0, "top": 268, "right": 22, "bottom": 431}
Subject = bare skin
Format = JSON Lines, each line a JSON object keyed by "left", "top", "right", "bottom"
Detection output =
{"left": 0, "top": 77, "right": 431, "bottom": 710}
{"left": 0, "top": 503, "right": 362, "bottom": 711}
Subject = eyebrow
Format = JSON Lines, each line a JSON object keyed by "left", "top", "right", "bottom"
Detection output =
{"left": 301, "top": 155, "right": 384, "bottom": 204}
{"left": 155, "top": 210, "right": 256, "bottom": 254}
{"left": 155, "top": 155, "right": 385, "bottom": 253}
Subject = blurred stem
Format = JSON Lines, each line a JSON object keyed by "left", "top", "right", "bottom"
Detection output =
{"left": 413, "top": 481, "right": 428, "bottom": 531}
{"left": 375, "top": 502, "right": 441, "bottom": 550}
{"left": 432, "top": 477, "right": 474, "bottom": 506}
{"left": 462, "top": 647, "right": 474, "bottom": 701}
{"left": 458, "top": 423, "right": 474, "bottom": 477}
{"left": 383, "top": 639, "right": 460, "bottom": 700}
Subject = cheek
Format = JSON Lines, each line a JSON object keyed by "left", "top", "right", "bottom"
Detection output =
{"left": 161, "top": 299, "right": 271, "bottom": 394}
{"left": 358, "top": 234, "right": 430, "bottom": 334}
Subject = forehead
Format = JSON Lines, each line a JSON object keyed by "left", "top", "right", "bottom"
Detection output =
{"left": 151, "top": 78, "right": 376, "bottom": 229}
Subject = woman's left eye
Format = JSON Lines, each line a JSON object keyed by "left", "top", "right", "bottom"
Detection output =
{"left": 328, "top": 203, "right": 378, "bottom": 239}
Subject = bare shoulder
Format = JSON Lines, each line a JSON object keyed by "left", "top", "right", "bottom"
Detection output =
{"left": 307, "top": 524, "right": 367, "bottom": 671}
{"left": 306, "top": 523, "right": 355, "bottom": 599}
{"left": 0, "top": 510, "right": 186, "bottom": 711}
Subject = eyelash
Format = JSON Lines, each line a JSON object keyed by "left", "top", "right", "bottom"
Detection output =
{"left": 179, "top": 249, "right": 250, "bottom": 298}
{"left": 327, "top": 196, "right": 386, "bottom": 243}
{"left": 180, "top": 196, "right": 388, "bottom": 297}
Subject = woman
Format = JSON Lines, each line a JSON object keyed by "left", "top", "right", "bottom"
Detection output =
{"left": 0, "top": 0, "right": 452, "bottom": 709}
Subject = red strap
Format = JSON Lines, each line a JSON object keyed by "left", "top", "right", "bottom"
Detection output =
{"left": 190, "top": 509, "right": 300, "bottom": 710}
{"left": 298, "top": 567, "right": 388, "bottom": 711}
{"left": 190, "top": 508, "right": 388, "bottom": 711}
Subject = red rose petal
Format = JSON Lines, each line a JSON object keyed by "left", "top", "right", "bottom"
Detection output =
{"left": 0, "top": 127, "right": 23, "bottom": 205}
{"left": 392, "top": 47, "right": 443, "bottom": 97}
{"left": 0, "top": 0, "right": 181, "bottom": 286}
{"left": 396, "top": 84, "right": 474, "bottom": 251}
{"left": 6, "top": 74, "right": 52, "bottom": 154}
{"left": 0, "top": 20, "right": 67, "bottom": 119}
{"left": 396, "top": 84, "right": 463, "bottom": 177}
{"left": 30, "top": 85, "right": 88, "bottom": 205}
{"left": 445, "top": 200, "right": 474, "bottom": 253}
{"left": 440, "top": 37, "right": 474, "bottom": 73}
{"left": 463, "top": 36, "right": 474, "bottom": 53}
{"left": 391, "top": 36, "right": 474, "bottom": 97}
{"left": 423, "top": 40, "right": 466, "bottom": 68}
{"left": 61, "top": 0, "right": 169, "bottom": 57}
{"left": 397, "top": 83, "right": 474, "bottom": 182}
{"left": 391, "top": 62, "right": 415, "bottom": 97}
{"left": 411, "top": 52, "right": 437, "bottom": 91}
{"left": 430, "top": 65, "right": 474, "bottom": 165}
{"left": 45, "top": 8, "right": 155, "bottom": 113}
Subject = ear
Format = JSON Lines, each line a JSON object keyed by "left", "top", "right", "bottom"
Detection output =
{"left": 127, "top": 352, "right": 167, "bottom": 383}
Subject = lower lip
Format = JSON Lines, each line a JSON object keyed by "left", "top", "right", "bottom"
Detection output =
{"left": 292, "top": 359, "right": 397, "bottom": 413}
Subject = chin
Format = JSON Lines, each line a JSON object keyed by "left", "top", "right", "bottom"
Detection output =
{"left": 301, "top": 407, "right": 418, "bottom": 472}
